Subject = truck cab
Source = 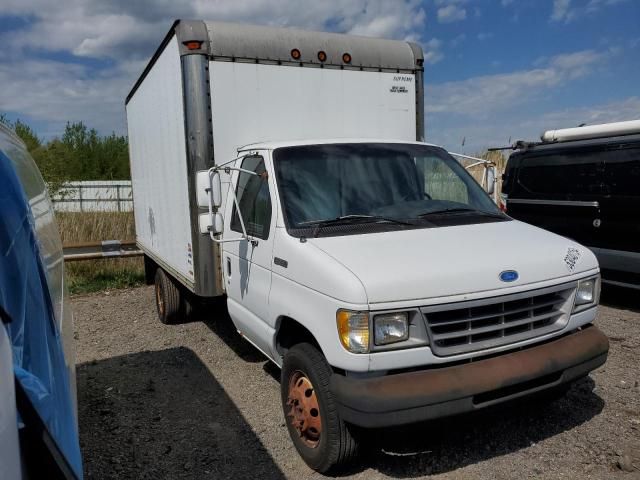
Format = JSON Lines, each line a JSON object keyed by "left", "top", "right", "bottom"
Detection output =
{"left": 199, "top": 138, "right": 608, "bottom": 471}
{"left": 126, "top": 20, "right": 609, "bottom": 473}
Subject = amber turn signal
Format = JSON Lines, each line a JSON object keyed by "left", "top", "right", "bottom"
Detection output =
{"left": 183, "top": 41, "right": 203, "bottom": 50}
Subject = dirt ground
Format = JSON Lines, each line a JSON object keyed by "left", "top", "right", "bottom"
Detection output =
{"left": 73, "top": 285, "right": 640, "bottom": 479}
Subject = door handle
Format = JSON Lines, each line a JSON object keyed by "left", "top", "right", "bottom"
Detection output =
{"left": 226, "top": 257, "right": 232, "bottom": 277}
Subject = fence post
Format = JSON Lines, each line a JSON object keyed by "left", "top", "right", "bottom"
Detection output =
{"left": 116, "top": 184, "right": 121, "bottom": 213}
{"left": 78, "top": 184, "right": 83, "bottom": 213}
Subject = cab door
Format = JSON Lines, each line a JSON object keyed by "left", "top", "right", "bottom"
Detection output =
{"left": 221, "top": 152, "right": 276, "bottom": 356}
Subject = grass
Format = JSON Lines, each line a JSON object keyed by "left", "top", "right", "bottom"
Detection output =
{"left": 56, "top": 211, "right": 144, "bottom": 294}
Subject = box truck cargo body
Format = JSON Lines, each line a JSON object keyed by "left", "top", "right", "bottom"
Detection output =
{"left": 127, "top": 20, "right": 608, "bottom": 472}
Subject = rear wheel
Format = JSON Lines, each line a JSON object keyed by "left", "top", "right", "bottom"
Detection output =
{"left": 154, "top": 269, "right": 181, "bottom": 324}
{"left": 281, "top": 343, "right": 359, "bottom": 473}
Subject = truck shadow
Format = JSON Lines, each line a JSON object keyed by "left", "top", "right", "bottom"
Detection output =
{"left": 192, "top": 299, "right": 267, "bottom": 363}
{"left": 600, "top": 284, "right": 640, "bottom": 313}
{"left": 77, "top": 347, "right": 285, "bottom": 480}
{"left": 351, "top": 376, "right": 604, "bottom": 478}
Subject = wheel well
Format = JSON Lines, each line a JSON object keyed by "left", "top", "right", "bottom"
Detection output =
{"left": 143, "top": 254, "right": 157, "bottom": 285}
{"left": 275, "top": 317, "right": 321, "bottom": 357}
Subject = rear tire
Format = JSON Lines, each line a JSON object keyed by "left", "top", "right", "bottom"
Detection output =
{"left": 281, "top": 343, "right": 359, "bottom": 473}
{"left": 154, "top": 269, "right": 181, "bottom": 324}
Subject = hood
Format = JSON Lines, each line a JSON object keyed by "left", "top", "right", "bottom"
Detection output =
{"left": 308, "top": 220, "right": 598, "bottom": 304}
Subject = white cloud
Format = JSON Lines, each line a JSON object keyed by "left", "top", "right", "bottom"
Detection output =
{"left": 551, "top": 0, "right": 629, "bottom": 22}
{"left": 1, "top": 0, "right": 428, "bottom": 61}
{"left": 477, "top": 32, "right": 494, "bottom": 41}
{"left": 521, "top": 96, "right": 640, "bottom": 131}
{"left": 424, "top": 50, "right": 630, "bottom": 152}
{"left": 0, "top": 0, "right": 428, "bottom": 136}
{"left": 450, "top": 33, "right": 466, "bottom": 48}
{"left": 551, "top": 0, "right": 573, "bottom": 22}
{"left": 427, "top": 96, "right": 640, "bottom": 153}
{"left": 437, "top": 4, "right": 467, "bottom": 23}
{"left": 427, "top": 49, "right": 609, "bottom": 116}
{"left": 586, "top": 0, "right": 629, "bottom": 12}
{"left": 423, "top": 38, "right": 444, "bottom": 64}
{"left": 0, "top": 59, "right": 133, "bottom": 136}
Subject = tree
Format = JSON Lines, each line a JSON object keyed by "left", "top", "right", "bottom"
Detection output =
{"left": 14, "top": 120, "right": 42, "bottom": 153}
{"left": 0, "top": 115, "right": 132, "bottom": 190}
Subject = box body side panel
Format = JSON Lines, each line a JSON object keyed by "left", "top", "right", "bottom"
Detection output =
{"left": 127, "top": 36, "right": 195, "bottom": 285}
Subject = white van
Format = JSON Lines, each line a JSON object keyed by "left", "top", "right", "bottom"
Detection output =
{"left": 126, "top": 20, "right": 609, "bottom": 472}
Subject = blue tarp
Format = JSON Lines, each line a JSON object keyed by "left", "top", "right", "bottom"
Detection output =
{"left": 0, "top": 150, "right": 83, "bottom": 478}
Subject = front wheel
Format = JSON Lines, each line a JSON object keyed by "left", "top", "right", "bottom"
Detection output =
{"left": 281, "top": 343, "right": 359, "bottom": 473}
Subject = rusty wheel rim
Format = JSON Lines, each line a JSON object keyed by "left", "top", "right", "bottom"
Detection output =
{"left": 155, "top": 282, "right": 165, "bottom": 318}
{"left": 286, "top": 370, "right": 322, "bottom": 448}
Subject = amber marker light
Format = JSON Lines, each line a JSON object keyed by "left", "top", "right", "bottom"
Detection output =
{"left": 342, "top": 52, "right": 352, "bottom": 64}
{"left": 183, "top": 41, "right": 203, "bottom": 50}
{"left": 291, "top": 48, "right": 301, "bottom": 60}
{"left": 336, "top": 310, "right": 369, "bottom": 353}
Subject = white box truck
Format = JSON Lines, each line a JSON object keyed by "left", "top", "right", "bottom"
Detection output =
{"left": 126, "top": 20, "right": 609, "bottom": 472}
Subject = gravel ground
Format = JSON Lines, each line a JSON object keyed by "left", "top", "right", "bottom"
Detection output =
{"left": 73, "top": 285, "right": 640, "bottom": 479}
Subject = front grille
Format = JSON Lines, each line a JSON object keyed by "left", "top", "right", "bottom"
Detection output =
{"left": 421, "top": 283, "right": 575, "bottom": 356}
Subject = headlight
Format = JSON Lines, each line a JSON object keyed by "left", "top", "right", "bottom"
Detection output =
{"left": 336, "top": 310, "right": 369, "bottom": 353}
{"left": 573, "top": 276, "right": 600, "bottom": 311}
{"left": 374, "top": 312, "right": 409, "bottom": 346}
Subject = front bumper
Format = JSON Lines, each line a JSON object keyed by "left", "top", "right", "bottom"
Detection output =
{"left": 330, "top": 326, "right": 609, "bottom": 428}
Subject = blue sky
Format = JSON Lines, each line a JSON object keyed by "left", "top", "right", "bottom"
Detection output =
{"left": 0, "top": 0, "right": 638, "bottom": 152}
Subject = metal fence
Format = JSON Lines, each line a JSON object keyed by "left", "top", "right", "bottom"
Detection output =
{"left": 51, "top": 181, "right": 133, "bottom": 212}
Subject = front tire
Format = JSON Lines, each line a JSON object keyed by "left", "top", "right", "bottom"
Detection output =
{"left": 281, "top": 343, "right": 359, "bottom": 473}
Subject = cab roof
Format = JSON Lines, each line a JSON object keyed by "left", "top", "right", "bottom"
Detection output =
{"left": 237, "top": 138, "right": 440, "bottom": 152}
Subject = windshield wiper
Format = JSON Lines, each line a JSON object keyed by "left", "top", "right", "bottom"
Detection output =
{"left": 298, "top": 215, "right": 414, "bottom": 237}
{"left": 418, "top": 207, "right": 505, "bottom": 219}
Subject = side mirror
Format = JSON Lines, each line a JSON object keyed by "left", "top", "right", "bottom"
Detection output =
{"left": 211, "top": 172, "right": 222, "bottom": 208}
{"left": 486, "top": 166, "right": 496, "bottom": 195}
{"left": 196, "top": 170, "right": 222, "bottom": 209}
{"left": 199, "top": 212, "right": 224, "bottom": 236}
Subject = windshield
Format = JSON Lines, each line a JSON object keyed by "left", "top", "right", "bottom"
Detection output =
{"left": 273, "top": 143, "right": 503, "bottom": 236}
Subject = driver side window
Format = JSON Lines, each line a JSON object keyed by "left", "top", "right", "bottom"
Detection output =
{"left": 231, "top": 156, "right": 272, "bottom": 239}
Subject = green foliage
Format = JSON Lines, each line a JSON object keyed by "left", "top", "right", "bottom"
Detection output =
{"left": 0, "top": 116, "right": 130, "bottom": 191}
{"left": 14, "top": 120, "right": 42, "bottom": 152}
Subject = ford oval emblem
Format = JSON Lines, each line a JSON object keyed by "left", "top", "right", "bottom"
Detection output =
{"left": 499, "top": 270, "right": 519, "bottom": 282}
